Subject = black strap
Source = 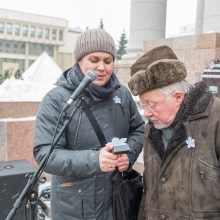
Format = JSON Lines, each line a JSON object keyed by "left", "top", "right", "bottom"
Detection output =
{"left": 81, "top": 99, "right": 106, "bottom": 147}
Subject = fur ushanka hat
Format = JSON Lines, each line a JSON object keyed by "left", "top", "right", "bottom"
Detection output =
{"left": 128, "top": 45, "right": 187, "bottom": 96}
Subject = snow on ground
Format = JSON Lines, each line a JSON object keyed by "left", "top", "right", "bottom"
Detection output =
{"left": 0, "top": 78, "right": 56, "bottom": 101}
{"left": 0, "top": 116, "right": 36, "bottom": 122}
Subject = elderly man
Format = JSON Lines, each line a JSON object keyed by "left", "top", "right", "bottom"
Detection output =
{"left": 128, "top": 45, "right": 220, "bottom": 220}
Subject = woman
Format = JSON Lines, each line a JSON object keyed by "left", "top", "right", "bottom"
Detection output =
{"left": 33, "top": 28, "right": 144, "bottom": 220}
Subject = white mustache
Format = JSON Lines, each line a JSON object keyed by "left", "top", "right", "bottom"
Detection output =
{"left": 147, "top": 117, "right": 158, "bottom": 122}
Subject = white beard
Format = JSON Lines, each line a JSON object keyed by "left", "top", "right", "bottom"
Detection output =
{"left": 148, "top": 118, "right": 170, "bottom": 129}
{"left": 154, "top": 123, "right": 170, "bottom": 129}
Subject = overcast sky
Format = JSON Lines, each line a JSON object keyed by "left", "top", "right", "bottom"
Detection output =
{"left": 1, "top": 0, "right": 197, "bottom": 42}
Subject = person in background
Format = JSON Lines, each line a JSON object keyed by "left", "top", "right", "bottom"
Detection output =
{"left": 33, "top": 28, "right": 144, "bottom": 220}
{"left": 128, "top": 45, "right": 220, "bottom": 220}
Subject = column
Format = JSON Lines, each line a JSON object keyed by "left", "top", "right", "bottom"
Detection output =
{"left": 123, "top": 0, "right": 167, "bottom": 59}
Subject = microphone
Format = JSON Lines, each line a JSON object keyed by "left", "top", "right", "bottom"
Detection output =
{"left": 62, "top": 70, "right": 97, "bottom": 111}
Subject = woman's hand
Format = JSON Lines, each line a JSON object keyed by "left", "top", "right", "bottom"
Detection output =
{"left": 99, "top": 145, "right": 118, "bottom": 172}
{"left": 116, "top": 154, "right": 129, "bottom": 172}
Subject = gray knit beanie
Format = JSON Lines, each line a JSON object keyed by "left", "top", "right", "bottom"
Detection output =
{"left": 74, "top": 29, "right": 116, "bottom": 61}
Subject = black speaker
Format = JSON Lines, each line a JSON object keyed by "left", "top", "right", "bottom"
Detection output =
{"left": 0, "top": 160, "right": 37, "bottom": 220}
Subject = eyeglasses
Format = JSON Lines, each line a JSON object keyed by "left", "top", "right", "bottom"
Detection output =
{"left": 137, "top": 94, "right": 172, "bottom": 112}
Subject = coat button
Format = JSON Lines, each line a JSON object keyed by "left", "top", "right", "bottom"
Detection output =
{"left": 161, "top": 214, "right": 167, "bottom": 219}
{"left": 160, "top": 177, "right": 167, "bottom": 183}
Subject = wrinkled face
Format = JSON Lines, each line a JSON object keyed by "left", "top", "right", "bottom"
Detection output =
{"left": 78, "top": 52, "right": 114, "bottom": 87}
{"left": 139, "top": 88, "right": 184, "bottom": 129}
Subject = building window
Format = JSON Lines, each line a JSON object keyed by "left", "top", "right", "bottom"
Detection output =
{"left": 0, "top": 41, "right": 3, "bottom": 52}
{"left": 13, "top": 42, "right": 25, "bottom": 54}
{"left": 30, "top": 26, "right": 36, "bottom": 38}
{"left": 44, "top": 28, "right": 50, "bottom": 40}
{"left": 37, "top": 27, "right": 43, "bottom": 39}
{"left": 59, "top": 30, "right": 63, "bottom": 41}
{"left": 44, "top": 44, "right": 54, "bottom": 56}
{"left": 13, "top": 43, "right": 18, "bottom": 49}
{"left": 22, "top": 25, "right": 28, "bottom": 37}
{"left": 0, "top": 22, "right": 4, "bottom": 34}
{"left": 52, "top": 29, "right": 57, "bottom": 41}
{"left": 29, "top": 60, "right": 35, "bottom": 67}
{"left": 6, "top": 23, "right": 13, "bottom": 35}
{"left": 29, "top": 43, "right": 54, "bottom": 56}
{"left": 14, "top": 24, "right": 21, "bottom": 36}
{"left": 0, "top": 40, "right": 25, "bottom": 54}
{"left": 5, "top": 42, "right": 10, "bottom": 52}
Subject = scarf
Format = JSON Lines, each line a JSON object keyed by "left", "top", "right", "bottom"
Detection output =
{"left": 73, "top": 64, "right": 115, "bottom": 98}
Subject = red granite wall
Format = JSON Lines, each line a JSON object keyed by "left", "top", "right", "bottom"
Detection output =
{"left": 143, "top": 32, "right": 220, "bottom": 84}
{"left": 0, "top": 119, "right": 37, "bottom": 166}
{"left": 0, "top": 101, "right": 39, "bottom": 166}
{"left": 8, "top": 120, "right": 37, "bottom": 166}
{"left": 0, "top": 102, "right": 40, "bottom": 118}
{"left": 115, "top": 32, "right": 220, "bottom": 86}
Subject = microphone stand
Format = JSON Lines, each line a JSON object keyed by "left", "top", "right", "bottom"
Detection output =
{"left": 6, "top": 98, "right": 82, "bottom": 220}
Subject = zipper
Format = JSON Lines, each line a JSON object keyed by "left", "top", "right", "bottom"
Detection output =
{"left": 73, "top": 106, "right": 83, "bottom": 145}
{"left": 121, "top": 105, "right": 129, "bottom": 119}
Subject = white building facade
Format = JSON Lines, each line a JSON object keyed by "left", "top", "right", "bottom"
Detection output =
{"left": 0, "top": 9, "right": 81, "bottom": 76}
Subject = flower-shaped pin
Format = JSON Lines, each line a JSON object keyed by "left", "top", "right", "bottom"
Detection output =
{"left": 113, "top": 96, "right": 121, "bottom": 104}
{"left": 186, "top": 136, "right": 196, "bottom": 149}
{"left": 107, "top": 137, "right": 127, "bottom": 146}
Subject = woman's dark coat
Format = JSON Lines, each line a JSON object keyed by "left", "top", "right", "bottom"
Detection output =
{"left": 33, "top": 68, "right": 144, "bottom": 220}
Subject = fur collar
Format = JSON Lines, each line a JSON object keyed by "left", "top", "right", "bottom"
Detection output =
{"left": 148, "top": 81, "right": 212, "bottom": 161}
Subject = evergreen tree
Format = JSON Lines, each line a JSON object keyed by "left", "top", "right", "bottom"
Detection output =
{"left": 99, "top": 18, "right": 104, "bottom": 29}
{"left": 0, "top": 74, "right": 3, "bottom": 84}
{"left": 213, "top": 58, "right": 220, "bottom": 64}
{"left": 116, "top": 30, "right": 128, "bottom": 60}
{"left": 15, "top": 69, "right": 21, "bottom": 79}
{"left": 0, "top": 69, "right": 10, "bottom": 84}
{"left": 3, "top": 69, "right": 10, "bottom": 80}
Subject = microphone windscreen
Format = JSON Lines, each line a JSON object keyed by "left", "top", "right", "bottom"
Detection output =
{"left": 86, "top": 70, "right": 97, "bottom": 81}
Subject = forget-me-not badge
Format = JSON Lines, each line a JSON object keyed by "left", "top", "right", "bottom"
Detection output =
{"left": 107, "top": 137, "right": 127, "bottom": 146}
{"left": 113, "top": 96, "right": 121, "bottom": 104}
{"left": 186, "top": 136, "right": 196, "bottom": 149}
